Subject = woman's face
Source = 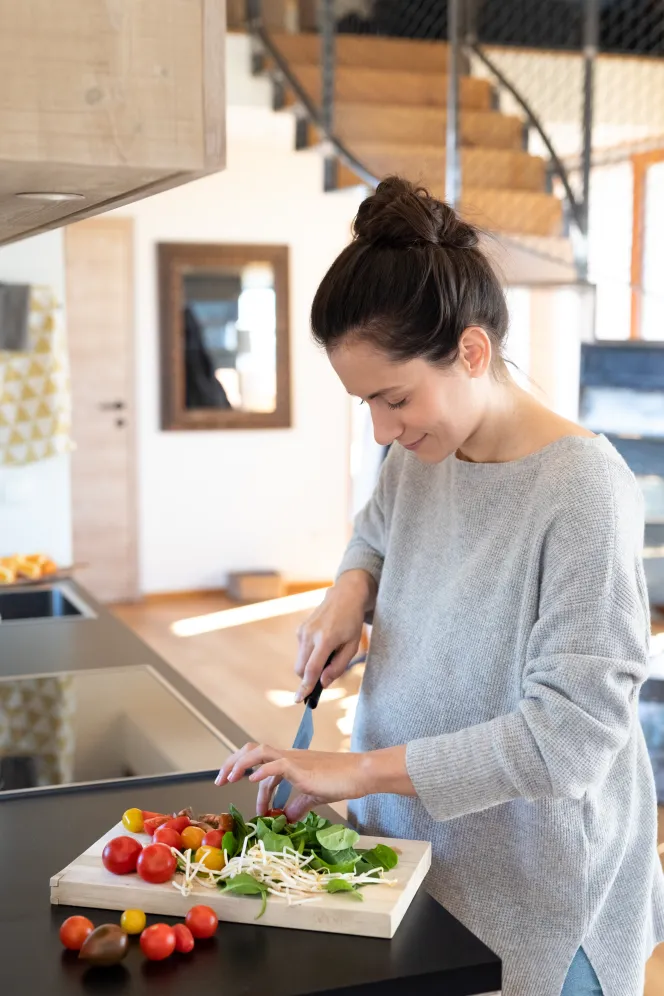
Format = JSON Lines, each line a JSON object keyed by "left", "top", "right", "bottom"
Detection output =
{"left": 329, "top": 333, "right": 492, "bottom": 464}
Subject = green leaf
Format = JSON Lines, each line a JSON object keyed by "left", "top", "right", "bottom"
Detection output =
{"left": 229, "top": 804, "right": 250, "bottom": 838}
{"left": 271, "top": 814, "right": 287, "bottom": 834}
{"left": 222, "top": 831, "right": 236, "bottom": 859}
{"left": 311, "top": 855, "right": 358, "bottom": 875}
{"left": 255, "top": 817, "right": 273, "bottom": 840}
{"left": 304, "top": 811, "right": 329, "bottom": 831}
{"left": 319, "top": 846, "right": 360, "bottom": 867}
{"left": 316, "top": 824, "right": 360, "bottom": 853}
{"left": 358, "top": 844, "right": 399, "bottom": 872}
{"left": 325, "top": 880, "right": 363, "bottom": 900}
{"left": 220, "top": 873, "right": 269, "bottom": 919}
{"left": 261, "top": 829, "right": 292, "bottom": 853}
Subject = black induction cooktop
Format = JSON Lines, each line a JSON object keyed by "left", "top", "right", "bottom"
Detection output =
{"left": 0, "top": 665, "right": 234, "bottom": 795}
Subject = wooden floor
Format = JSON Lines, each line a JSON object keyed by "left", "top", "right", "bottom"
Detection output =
{"left": 112, "top": 592, "right": 664, "bottom": 992}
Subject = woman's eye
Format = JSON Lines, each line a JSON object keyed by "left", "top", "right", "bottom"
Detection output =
{"left": 387, "top": 399, "right": 407, "bottom": 411}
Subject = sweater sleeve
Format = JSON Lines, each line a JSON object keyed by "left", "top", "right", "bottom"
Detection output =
{"left": 336, "top": 448, "right": 396, "bottom": 589}
{"left": 406, "top": 457, "right": 651, "bottom": 822}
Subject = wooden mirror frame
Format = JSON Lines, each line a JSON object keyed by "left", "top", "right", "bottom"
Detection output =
{"left": 158, "top": 242, "right": 291, "bottom": 430}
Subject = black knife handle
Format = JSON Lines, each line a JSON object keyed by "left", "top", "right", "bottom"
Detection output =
{"left": 304, "top": 651, "right": 337, "bottom": 710}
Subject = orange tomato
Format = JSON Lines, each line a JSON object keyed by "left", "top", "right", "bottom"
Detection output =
{"left": 194, "top": 845, "right": 225, "bottom": 871}
{"left": 180, "top": 825, "right": 205, "bottom": 852}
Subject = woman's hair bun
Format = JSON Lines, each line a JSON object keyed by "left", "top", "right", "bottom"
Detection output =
{"left": 353, "top": 176, "right": 478, "bottom": 251}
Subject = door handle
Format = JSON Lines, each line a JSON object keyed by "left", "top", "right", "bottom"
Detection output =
{"left": 99, "top": 401, "right": 126, "bottom": 411}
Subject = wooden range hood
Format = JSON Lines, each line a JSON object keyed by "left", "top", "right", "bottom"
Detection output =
{"left": 0, "top": 0, "right": 226, "bottom": 245}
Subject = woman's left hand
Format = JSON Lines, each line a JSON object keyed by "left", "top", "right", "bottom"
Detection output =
{"left": 214, "top": 743, "right": 371, "bottom": 822}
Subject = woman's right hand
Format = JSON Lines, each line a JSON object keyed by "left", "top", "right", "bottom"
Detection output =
{"left": 294, "top": 570, "right": 376, "bottom": 702}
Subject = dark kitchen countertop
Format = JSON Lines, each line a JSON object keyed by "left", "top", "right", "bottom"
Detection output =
{"left": 0, "top": 585, "right": 501, "bottom": 995}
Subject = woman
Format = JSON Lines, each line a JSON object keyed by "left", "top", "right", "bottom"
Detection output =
{"left": 216, "top": 178, "right": 664, "bottom": 996}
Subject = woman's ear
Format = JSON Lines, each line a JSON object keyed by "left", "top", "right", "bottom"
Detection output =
{"left": 458, "top": 326, "right": 492, "bottom": 378}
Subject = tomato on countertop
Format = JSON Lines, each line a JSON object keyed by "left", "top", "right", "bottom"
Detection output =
{"left": 173, "top": 923, "right": 195, "bottom": 953}
{"left": 59, "top": 916, "right": 94, "bottom": 951}
{"left": 120, "top": 909, "right": 146, "bottom": 935}
{"left": 185, "top": 905, "right": 218, "bottom": 940}
{"left": 140, "top": 923, "right": 176, "bottom": 961}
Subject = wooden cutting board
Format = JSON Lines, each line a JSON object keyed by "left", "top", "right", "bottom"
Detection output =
{"left": 50, "top": 822, "right": 432, "bottom": 939}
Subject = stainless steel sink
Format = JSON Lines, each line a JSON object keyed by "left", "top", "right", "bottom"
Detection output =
{"left": 0, "top": 582, "right": 95, "bottom": 623}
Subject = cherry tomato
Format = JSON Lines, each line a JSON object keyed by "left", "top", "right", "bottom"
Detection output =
{"left": 180, "top": 825, "right": 205, "bottom": 852}
{"left": 139, "top": 923, "right": 176, "bottom": 961}
{"left": 185, "top": 905, "right": 218, "bottom": 939}
{"left": 136, "top": 843, "right": 177, "bottom": 884}
{"left": 173, "top": 923, "right": 195, "bottom": 953}
{"left": 266, "top": 808, "right": 285, "bottom": 819}
{"left": 153, "top": 827, "right": 182, "bottom": 850}
{"left": 141, "top": 810, "right": 167, "bottom": 821}
{"left": 120, "top": 909, "right": 146, "bottom": 935}
{"left": 201, "top": 829, "right": 223, "bottom": 849}
{"left": 162, "top": 816, "right": 190, "bottom": 834}
{"left": 59, "top": 915, "right": 94, "bottom": 951}
{"left": 121, "top": 808, "right": 144, "bottom": 833}
{"left": 218, "top": 813, "right": 235, "bottom": 833}
{"left": 102, "top": 836, "right": 143, "bottom": 875}
{"left": 143, "top": 815, "right": 169, "bottom": 835}
{"left": 194, "top": 845, "right": 225, "bottom": 871}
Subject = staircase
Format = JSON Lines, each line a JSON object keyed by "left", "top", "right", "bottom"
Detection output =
{"left": 267, "top": 33, "right": 563, "bottom": 238}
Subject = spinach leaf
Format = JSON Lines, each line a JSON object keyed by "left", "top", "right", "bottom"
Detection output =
{"left": 229, "top": 804, "right": 250, "bottom": 839}
{"left": 316, "top": 825, "right": 360, "bottom": 853}
{"left": 312, "top": 854, "right": 358, "bottom": 874}
{"left": 260, "top": 829, "right": 292, "bottom": 853}
{"left": 304, "top": 811, "right": 330, "bottom": 831}
{"left": 357, "top": 843, "right": 399, "bottom": 872}
{"left": 272, "top": 814, "right": 287, "bottom": 834}
{"left": 255, "top": 817, "right": 273, "bottom": 840}
{"left": 325, "top": 880, "right": 363, "bottom": 900}
{"left": 319, "top": 846, "right": 360, "bottom": 867}
{"left": 220, "top": 873, "right": 269, "bottom": 918}
{"left": 222, "top": 831, "right": 236, "bottom": 859}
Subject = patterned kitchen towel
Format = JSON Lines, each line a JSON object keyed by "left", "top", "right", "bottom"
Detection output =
{"left": 0, "top": 286, "right": 73, "bottom": 466}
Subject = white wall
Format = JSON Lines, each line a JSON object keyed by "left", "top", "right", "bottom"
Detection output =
{"left": 114, "top": 98, "right": 364, "bottom": 593}
{"left": 0, "top": 230, "right": 72, "bottom": 565}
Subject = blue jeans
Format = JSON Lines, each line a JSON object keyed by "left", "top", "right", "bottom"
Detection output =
{"left": 561, "top": 948, "right": 604, "bottom": 996}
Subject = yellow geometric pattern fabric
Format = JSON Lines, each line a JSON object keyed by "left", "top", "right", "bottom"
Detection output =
{"left": 0, "top": 286, "right": 73, "bottom": 466}
{"left": 0, "top": 675, "right": 76, "bottom": 786}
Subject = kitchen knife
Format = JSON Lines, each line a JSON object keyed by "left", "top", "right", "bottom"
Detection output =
{"left": 272, "top": 652, "right": 335, "bottom": 811}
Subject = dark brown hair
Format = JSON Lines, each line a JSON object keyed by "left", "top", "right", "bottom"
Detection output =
{"left": 311, "top": 176, "right": 508, "bottom": 366}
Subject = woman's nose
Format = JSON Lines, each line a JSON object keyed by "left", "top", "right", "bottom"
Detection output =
{"left": 371, "top": 408, "right": 402, "bottom": 447}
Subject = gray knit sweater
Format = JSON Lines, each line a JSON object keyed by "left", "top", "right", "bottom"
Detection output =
{"left": 340, "top": 435, "right": 664, "bottom": 996}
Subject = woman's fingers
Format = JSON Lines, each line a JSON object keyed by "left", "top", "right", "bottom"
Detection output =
{"left": 249, "top": 758, "right": 287, "bottom": 783}
{"left": 285, "top": 793, "right": 319, "bottom": 824}
{"left": 214, "top": 743, "right": 280, "bottom": 786}
{"left": 296, "top": 641, "right": 334, "bottom": 702}
{"left": 321, "top": 641, "right": 357, "bottom": 686}
{"left": 294, "top": 630, "right": 315, "bottom": 680}
{"left": 256, "top": 774, "right": 280, "bottom": 816}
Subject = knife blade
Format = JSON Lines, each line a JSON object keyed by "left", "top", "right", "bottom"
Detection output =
{"left": 272, "top": 652, "right": 335, "bottom": 811}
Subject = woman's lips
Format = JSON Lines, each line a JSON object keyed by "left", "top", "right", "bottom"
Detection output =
{"left": 402, "top": 435, "right": 426, "bottom": 451}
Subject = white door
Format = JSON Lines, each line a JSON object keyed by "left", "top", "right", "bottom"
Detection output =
{"left": 65, "top": 217, "right": 138, "bottom": 602}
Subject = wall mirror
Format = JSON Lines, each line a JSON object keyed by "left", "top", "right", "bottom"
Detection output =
{"left": 159, "top": 243, "right": 291, "bottom": 430}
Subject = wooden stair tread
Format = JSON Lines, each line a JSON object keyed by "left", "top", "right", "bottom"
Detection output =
{"left": 346, "top": 143, "right": 546, "bottom": 191}
{"left": 270, "top": 32, "right": 450, "bottom": 73}
{"left": 307, "top": 104, "right": 525, "bottom": 151}
{"left": 280, "top": 64, "right": 492, "bottom": 111}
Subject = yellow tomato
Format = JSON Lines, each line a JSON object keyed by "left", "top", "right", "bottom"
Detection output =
{"left": 120, "top": 908, "right": 146, "bottom": 935}
{"left": 194, "top": 846, "right": 225, "bottom": 871}
{"left": 180, "top": 826, "right": 205, "bottom": 852}
{"left": 121, "top": 808, "right": 144, "bottom": 833}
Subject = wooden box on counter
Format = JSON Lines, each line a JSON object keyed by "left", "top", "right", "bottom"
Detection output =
{"left": 0, "top": 0, "right": 225, "bottom": 245}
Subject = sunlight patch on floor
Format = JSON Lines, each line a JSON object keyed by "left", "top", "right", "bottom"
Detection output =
{"left": 170, "top": 589, "right": 327, "bottom": 637}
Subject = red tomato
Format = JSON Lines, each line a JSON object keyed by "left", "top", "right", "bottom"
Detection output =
{"left": 102, "top": 836, "right": 143, "bottom": 875}
{"left": 153, "top": 827, "right": 182, "bottom": 850}
{"left": 172, "top": 923, "right": 195, "bottom": 953}
{"left": 162, "top": 816, "right": 190, "bottom": 834}
{"left": 266, "top": 808, "right": 285, "bottom": 818}
{"left": 143, "top": 815, "right": 169, "bottom": 835}
{"left": 141, "top": 811, "right": 167, "bottom": 821}
{"left": 59, "top": 915, "right": 94, "bottom": 951}
{"left": 201, "top": 829, "right": 223, "bottom": 849}
{"left": 136, "top": 843, "right": 177, "bottom": 884}
{"left": 139, "top": 923, "right": 176, "bottom": 961}
{"left": 185, "top": 905, "right": 218, "bottom": 939}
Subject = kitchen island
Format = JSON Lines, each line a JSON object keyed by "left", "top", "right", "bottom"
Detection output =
{"left": 0, "top": 583, "right": 501, "bottom": 995}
